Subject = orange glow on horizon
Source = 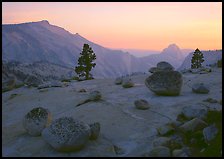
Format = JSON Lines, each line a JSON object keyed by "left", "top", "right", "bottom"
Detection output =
{"left": 2, "top": 2, "right": 222, "bottom": 51}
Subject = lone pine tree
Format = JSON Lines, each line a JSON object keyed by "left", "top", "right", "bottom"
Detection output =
{"left": 75, "top": 44, "right": 96, "bottom": 80}
{"left": 191, "top": 48, "right": 204, "bottom": 69}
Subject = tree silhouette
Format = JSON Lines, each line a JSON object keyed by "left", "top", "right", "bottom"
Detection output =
{"left": 191, "top": 48, "right": 204, "bottom": 69}
{"left": 75, "top": 44, "right": 96, "bottom": 80}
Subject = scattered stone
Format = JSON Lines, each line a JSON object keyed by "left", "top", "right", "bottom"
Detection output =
{"left": 181, "top": 105, "right": 208, "bottom": 119}
{"left": 42, "top": 117, "right": 91, "bottom": 152}
{"left": 203, "top": 98, "right": 218, "bottom": 103}
{"left": 172, "top": 149, "right": 188, "bottom": 157}
{"left": 149, "top": 146, "right": 171, "bottom": 157}
{"left": 203, "top": 124, "right": 218, "bottom": 142}
{"left": 89, "top": 122, "right": 100, "bottom": 140}
{"left": 157, "top": 124, "right": 174, "bottom": 135}
{"left": 23, "top": 107, "right": 52, "bottom": 136}
{"left": 134, "top": 99, "right": 150, "bottom": 110}
{"left": 145, "top": 71, "right": 183, "bottom": 96}
{"left": 152, "top": 137, "right": 171, "bottom": 147}
{"left": 122, "top": 78, "right": 134, "bottom": 88}
{"left": 192, "top": 83, "right": 209, "bottom": 94}
{"left": 114, "top": 77, "right": 123, "bottom": 85}
{"left": 157, "top": 61, "right": 174, "bottom": 71}
{"left": 113, "top": 145, "right": 125, "bottom": 155}
{"left": 79, "top": 89, "right": 87, "bottom": 93}
{"left": 179, "top": 118, "right": 208, "bottom": 132}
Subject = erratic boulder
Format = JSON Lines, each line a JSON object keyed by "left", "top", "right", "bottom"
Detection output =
{"left": 42, "top": 117, "right": 91, "bottom": 152}
{"left": 145, "top": 71, "right": 183, "bottom": 96}
{"left": 149, "top": 67, "right": 159, "bottom": 73}
{"left": 157, "top": 61, "right": 174, "bottom": 71}
{"left": 23, "top": 107, "right": 52, "bottom": 136}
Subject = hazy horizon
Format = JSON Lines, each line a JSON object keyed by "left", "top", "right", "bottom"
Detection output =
{"left": 2, "top": 2, "right": 222, "bottom": 51}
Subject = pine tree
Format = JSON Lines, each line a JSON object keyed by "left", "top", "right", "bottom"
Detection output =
{"left": 75, "top": 44, "right": 96, "bottom": 80}
{"left": 191, "top": 48, "right": 204, "bottom": 69}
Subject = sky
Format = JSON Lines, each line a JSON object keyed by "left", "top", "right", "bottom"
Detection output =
{"left": 2, "top": 2, "right": 222, "bottom": 51}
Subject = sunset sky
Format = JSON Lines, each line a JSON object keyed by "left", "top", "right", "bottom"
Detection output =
{"left": 2, "top": 2, "right": 222, "bottom": 51}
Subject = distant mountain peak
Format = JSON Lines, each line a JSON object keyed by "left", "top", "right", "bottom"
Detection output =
{"left": 38, "top": 20, "right": 50, "bottom": 25}
{"left": 167, "top": 43, "right": 179, "bottom": 49}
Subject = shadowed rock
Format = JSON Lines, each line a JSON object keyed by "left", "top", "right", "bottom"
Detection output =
{"left": 134, "top": 99, "right": 150, "bottom": 110}
{"left": 114, "top": 77, "right": 123, "bottom": 85}
{"left": 122, "top": 78, "right": 134, "bottom": 88}
{"left": 157, "top": 61, "right": 174, "bottom": 71}
{"left": 42, "top": 117, "right": 91, "bottom": 152}
{"left": 145, "top": 71, "right": 183, "bottom": 96}
{"left": 23, "top": 107, "right": 52, "bottom": 136}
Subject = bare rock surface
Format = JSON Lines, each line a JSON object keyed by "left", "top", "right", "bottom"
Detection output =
{"left": 2, "top": 67, "right": 222, "bottom": 156}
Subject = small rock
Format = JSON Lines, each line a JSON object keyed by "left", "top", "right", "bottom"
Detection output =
{"left": 152, "top": 137, "right": 171, "bottom": 147}
{"left": 157, "top": 61, "right": 174, "bottom": 71}
{"left": 89, "top": 91, "right": 101, "bottom": 101}
{"left": 114, "top": 77, "right": 123, "bottom": 85}
{"left": 157, "top": 124, "right": 174, "bottom": 135}
{"left": 23, "top": 107, "right": 52, "bottom": 136}
{"left": 89, "top": 122, "right": 100, "bottom": 140}
{"left": 122, "top": 78, "right": 134, "bottom": 88}
{"left": 113, "top": 145, "right": 125, "bottom": 155}
{"left": 182, "top": 105, "right": 207, "bottom": 119}
{"left": 203, "top": 98, "right": 218, "bottom": 103}
{"left": 134, "top": 99, "right": 150, "bottom": 110}
{"left": 172, "top": 149, "right": 188, "bottom": 157}
{"left": 179, "top": 118, "right": 208, "bottom": 132}
{"left": 149, "top": 146, "right": 171, "bottom": 157}
{"left": 79, "top": 88, "right": 87, "bottom": 93}
{"left": 203, "top": 124, "right": 218, "bottom": 142}
{"left": 42, "top": 117, "right": 91, "bottom": 152}
{"left": 192, "top": 83, "right": 209, "bottom": 94}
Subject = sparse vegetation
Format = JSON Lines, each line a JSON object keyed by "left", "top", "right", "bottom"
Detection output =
{"left": 75, "top": 44, "right": 96, "bottom": 80}
{"left": 191, "top": 48, "right": 204, "bottom": 69}
{"left": 217, "top": 59, "right": 222, "bottom": 68}
{"left": 174, "top": 110, "right": 222, "bottom": 157}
